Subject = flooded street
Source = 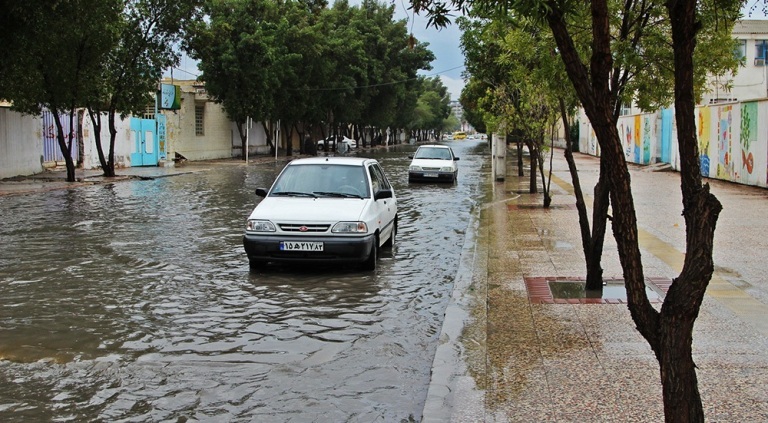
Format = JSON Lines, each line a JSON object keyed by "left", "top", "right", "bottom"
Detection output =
{"left": 0, "top": 139, "right": 491, "bottom": 422}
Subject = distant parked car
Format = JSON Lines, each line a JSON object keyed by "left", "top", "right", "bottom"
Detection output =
{"left": 408, "top": 144, "right": 459, "bottom": 183}
{"left": 243, "top": 157, "right": 397, "bottom": 271}
{"left": 317, "top": 135, "right": 356, "bottom": 152}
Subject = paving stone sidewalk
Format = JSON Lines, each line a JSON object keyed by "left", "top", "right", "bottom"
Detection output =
{"left": 425, "top": 148, "right": 768, "bottom": 422}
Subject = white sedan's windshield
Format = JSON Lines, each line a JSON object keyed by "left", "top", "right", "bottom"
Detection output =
{"left": 415, "top": 147, "right": 452, "bottom": 160}
{"left": 271, "top": 164, "right": 369, "bottom": 198}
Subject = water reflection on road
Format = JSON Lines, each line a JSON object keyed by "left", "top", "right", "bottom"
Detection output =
{"left": 0, "top": 139, "right": 490, "bottom": 421}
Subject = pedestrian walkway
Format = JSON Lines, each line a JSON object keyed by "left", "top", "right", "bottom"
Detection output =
{"left": 425, "top": 148, "right": 768, "bottom": 422}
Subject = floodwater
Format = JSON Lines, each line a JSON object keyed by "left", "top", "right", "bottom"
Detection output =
{"left": 0, "top": 139, "right": 491, "bottom": 422}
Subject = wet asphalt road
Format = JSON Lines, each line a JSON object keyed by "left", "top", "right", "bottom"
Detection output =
{"left": 0, "top": 139, "right": 491, "bottom": 422}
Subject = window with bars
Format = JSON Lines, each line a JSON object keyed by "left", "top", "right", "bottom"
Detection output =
{"left": 195, "top": 104, "right": 205, "bottom": 135}
{"left": 142, "top": 105, "right": 155, "bottom": 120}
{"left": 755, "top": 40, "right": 768, "bottom": 66}
{"left": 735, "top": 40, "right": 746, "bottom": 61}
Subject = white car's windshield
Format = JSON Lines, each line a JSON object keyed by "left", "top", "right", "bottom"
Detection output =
{"left": 271, "top": 164, "right": 369, "bottom": 198}
{"left": 415, "top": 147, "right": 452, "bottom": 160}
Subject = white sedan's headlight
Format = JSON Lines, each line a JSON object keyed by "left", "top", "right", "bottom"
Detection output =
{"left": 332, "top": 221, "right": 368, "bottom": 233}
{"left": 409, "top": 165, "right": 422, "bottom": 171}
{"left": 246, "top": 219, "right": 276, "bottom": 232}
{"left": 440, "top": 166, "right": 454, "bottom": 172}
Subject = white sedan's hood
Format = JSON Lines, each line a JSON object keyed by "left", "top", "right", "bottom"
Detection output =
{"left": 411, "top": 158, "right": 455, "bottom": 169}
{"left": 249, "top": 197, "right": 367, "bottom": 222}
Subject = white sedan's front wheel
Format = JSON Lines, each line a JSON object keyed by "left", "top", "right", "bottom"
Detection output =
{"left": 361, "top": 241, "right": 377, "bottom": 271}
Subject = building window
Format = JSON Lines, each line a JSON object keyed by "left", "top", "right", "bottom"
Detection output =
{"left": 620, "top": 102, "right": 632, "bottom": 116}
{"left": 142, "top": 105, "right": 155, "bottom": 120}
{"left": 735, "top": 40, "right": 746, "bottom": 62}
{"left": 195, "top": 104, "right": 205, "bottom": 135}
{"left": 755, "top": 40, "right": 767, "bottom": 66}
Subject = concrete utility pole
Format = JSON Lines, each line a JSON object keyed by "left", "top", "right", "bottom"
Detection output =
{"left": 492, "top": 132, "right": 506, "bottom": 181}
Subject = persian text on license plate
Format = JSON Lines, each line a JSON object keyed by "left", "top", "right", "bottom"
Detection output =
{"left": 424, "top": 172, "right": 438, "bottom": 177}
{"left": 280, "top": 241, "right": 324, "bottom": 251}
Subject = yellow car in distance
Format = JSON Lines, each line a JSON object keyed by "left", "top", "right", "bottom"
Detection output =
{"left": 453, "top": 131, "right": 467, "bottom": 140}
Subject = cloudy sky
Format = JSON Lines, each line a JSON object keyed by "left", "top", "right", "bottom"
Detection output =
{"left": 168, "top": 1, "right": 467, "bottom": 101}
{"left": 393, "top": 3, "right": 466, "bottom": 101}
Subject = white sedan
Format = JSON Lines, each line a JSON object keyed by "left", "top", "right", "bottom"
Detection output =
{"left": 408, "top": 144, "right": 460, "bottom": 183}
{"left": 243, "top": 157, "right": 397, "bottom": 271}
{"left": 316, "top": 135, "right": 356, "bottom": 152}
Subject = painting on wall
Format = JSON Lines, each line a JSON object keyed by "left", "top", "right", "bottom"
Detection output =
{"left": 739, "top": 102, "right": 757, "bottom": 184}
{"left": 716, "top": 105, "right": 734, "bottom": 180}
{"left": 619, "top": 117, "right": 633, "bottom": 161}
{"left": 642, "top": 115, "right": 652, "bottom": 164}
{"left": 698, "top": 106, "right": 712, "bottom": 177}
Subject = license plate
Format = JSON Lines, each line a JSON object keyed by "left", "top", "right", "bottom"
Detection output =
{"left": 424, "top": 172, "right": 438, "bottom": 177}
{"left": 280, "top": 241, "right": 324, "bottom": 251}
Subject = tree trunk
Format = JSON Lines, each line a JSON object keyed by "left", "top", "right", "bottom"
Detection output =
{"left": 283, "top": 122, "right": 292, "bottom": 156}
{"left": 235, "top": 120, "right": 248, "bottom": 161}
{"left": 516, "top": 136, "right": 524, "bottom": 176}
{"left": 261, "top": 121, "right": 274, "bottom": 154}
{"left": 560, "top": 98, "right": 605, "bottom": 290}
{"left": 585, "top": 168, "right": 609, "bottom": 290}
{"left": 536, "top": 134, "right": 551, "bottom": 208}
{"left": 107, "top": 110, "right": 117, "bottom": 177}
{"left": 51, "top": 109, "right": 77, "bottom": 182}
{"left": 655, "top": 0, "right": 723, "bottom": 421}
{"left": 527, "top": 141, "right": 537, "bottom": 193}
{"left": 88, "top": 107, "right": 110, "bottom": 176}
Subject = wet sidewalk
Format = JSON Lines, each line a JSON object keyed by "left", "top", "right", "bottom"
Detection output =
{"left": 425, "top": 148, "right": 768, "bottom": 422}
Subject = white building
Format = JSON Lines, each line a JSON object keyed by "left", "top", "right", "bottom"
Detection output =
{"left": 703, "top": 19, "right": 768, "bottom": 104}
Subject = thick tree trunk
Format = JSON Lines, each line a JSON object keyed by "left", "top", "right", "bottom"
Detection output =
{"left": 656, "top": 0, "right": 722, "bottom": 421}
{"left": 585, "top": 165, "right": 610, "bottom": 290}
{"left": 88, "top": 108, "right": 109, "bottom": 175}
{"left": 235, "top": 120, "right": 248, "bottom": 161}
{"left": 105, "top": 110, "right": 118, "bottom": 177}
{"left": 547, "top": 0, "right": 661, "bottom": 370}
{"left": 51, "top": 110, "right": 77, "bottom": 182}
{"left": 261, "top": 121, "right": 274, "bottom": 154}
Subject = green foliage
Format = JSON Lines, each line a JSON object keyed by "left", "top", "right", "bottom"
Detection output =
{"left": 0, "top": 0, "right": 123, "bottom": 115}
{"left": 186, "top": 0, "right": 436, "bottom": 136}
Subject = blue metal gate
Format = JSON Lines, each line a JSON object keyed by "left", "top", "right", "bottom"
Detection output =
{"left": 42, "top": 109, "right": 79, "bottom": 164}
{"left": 130, "top": 118, "right": 158, "bottom": 166}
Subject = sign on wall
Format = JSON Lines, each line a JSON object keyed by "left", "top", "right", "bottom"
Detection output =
{"left": 159, "top": 84, "right": 181, "bottom": 110}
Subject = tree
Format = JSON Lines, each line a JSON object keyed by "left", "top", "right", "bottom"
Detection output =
{"left": 412, "top": 0, "right": 741, "bottom": 420}
{"left": 187, "top": 0, "right": 283, "bottom": 156}
{"left": 1, "top": 0, "right": 122, "bottom": 182}
{"left": 90, "top": 0, "right": 200, "bottom": 177}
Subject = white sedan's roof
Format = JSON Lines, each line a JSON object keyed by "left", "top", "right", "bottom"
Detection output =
{"left": 287, "top": 156, "right": 372, "bottom": 166}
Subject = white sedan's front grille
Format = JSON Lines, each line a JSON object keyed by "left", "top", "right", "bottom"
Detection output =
{"left": 279, "top": 223, "right": 330, "bottom": 232}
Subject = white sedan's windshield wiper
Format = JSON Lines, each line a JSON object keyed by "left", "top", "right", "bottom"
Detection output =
{"left": 313, "top": 191, "right": 363, "bottom": 198}
{"left": 271, "top": 191, "right": 317, "bottom": 198}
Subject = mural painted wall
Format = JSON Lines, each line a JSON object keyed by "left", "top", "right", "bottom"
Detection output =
{"left": 617, "top": 113, "right": 657, "bottom": 165}
{"left": 579, "top": 99, "right": 768, "bottom": 188}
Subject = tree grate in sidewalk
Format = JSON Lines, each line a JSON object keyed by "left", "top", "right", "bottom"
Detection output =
{"left": 524, "top": 276, "right": 672, "bottom": 304}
